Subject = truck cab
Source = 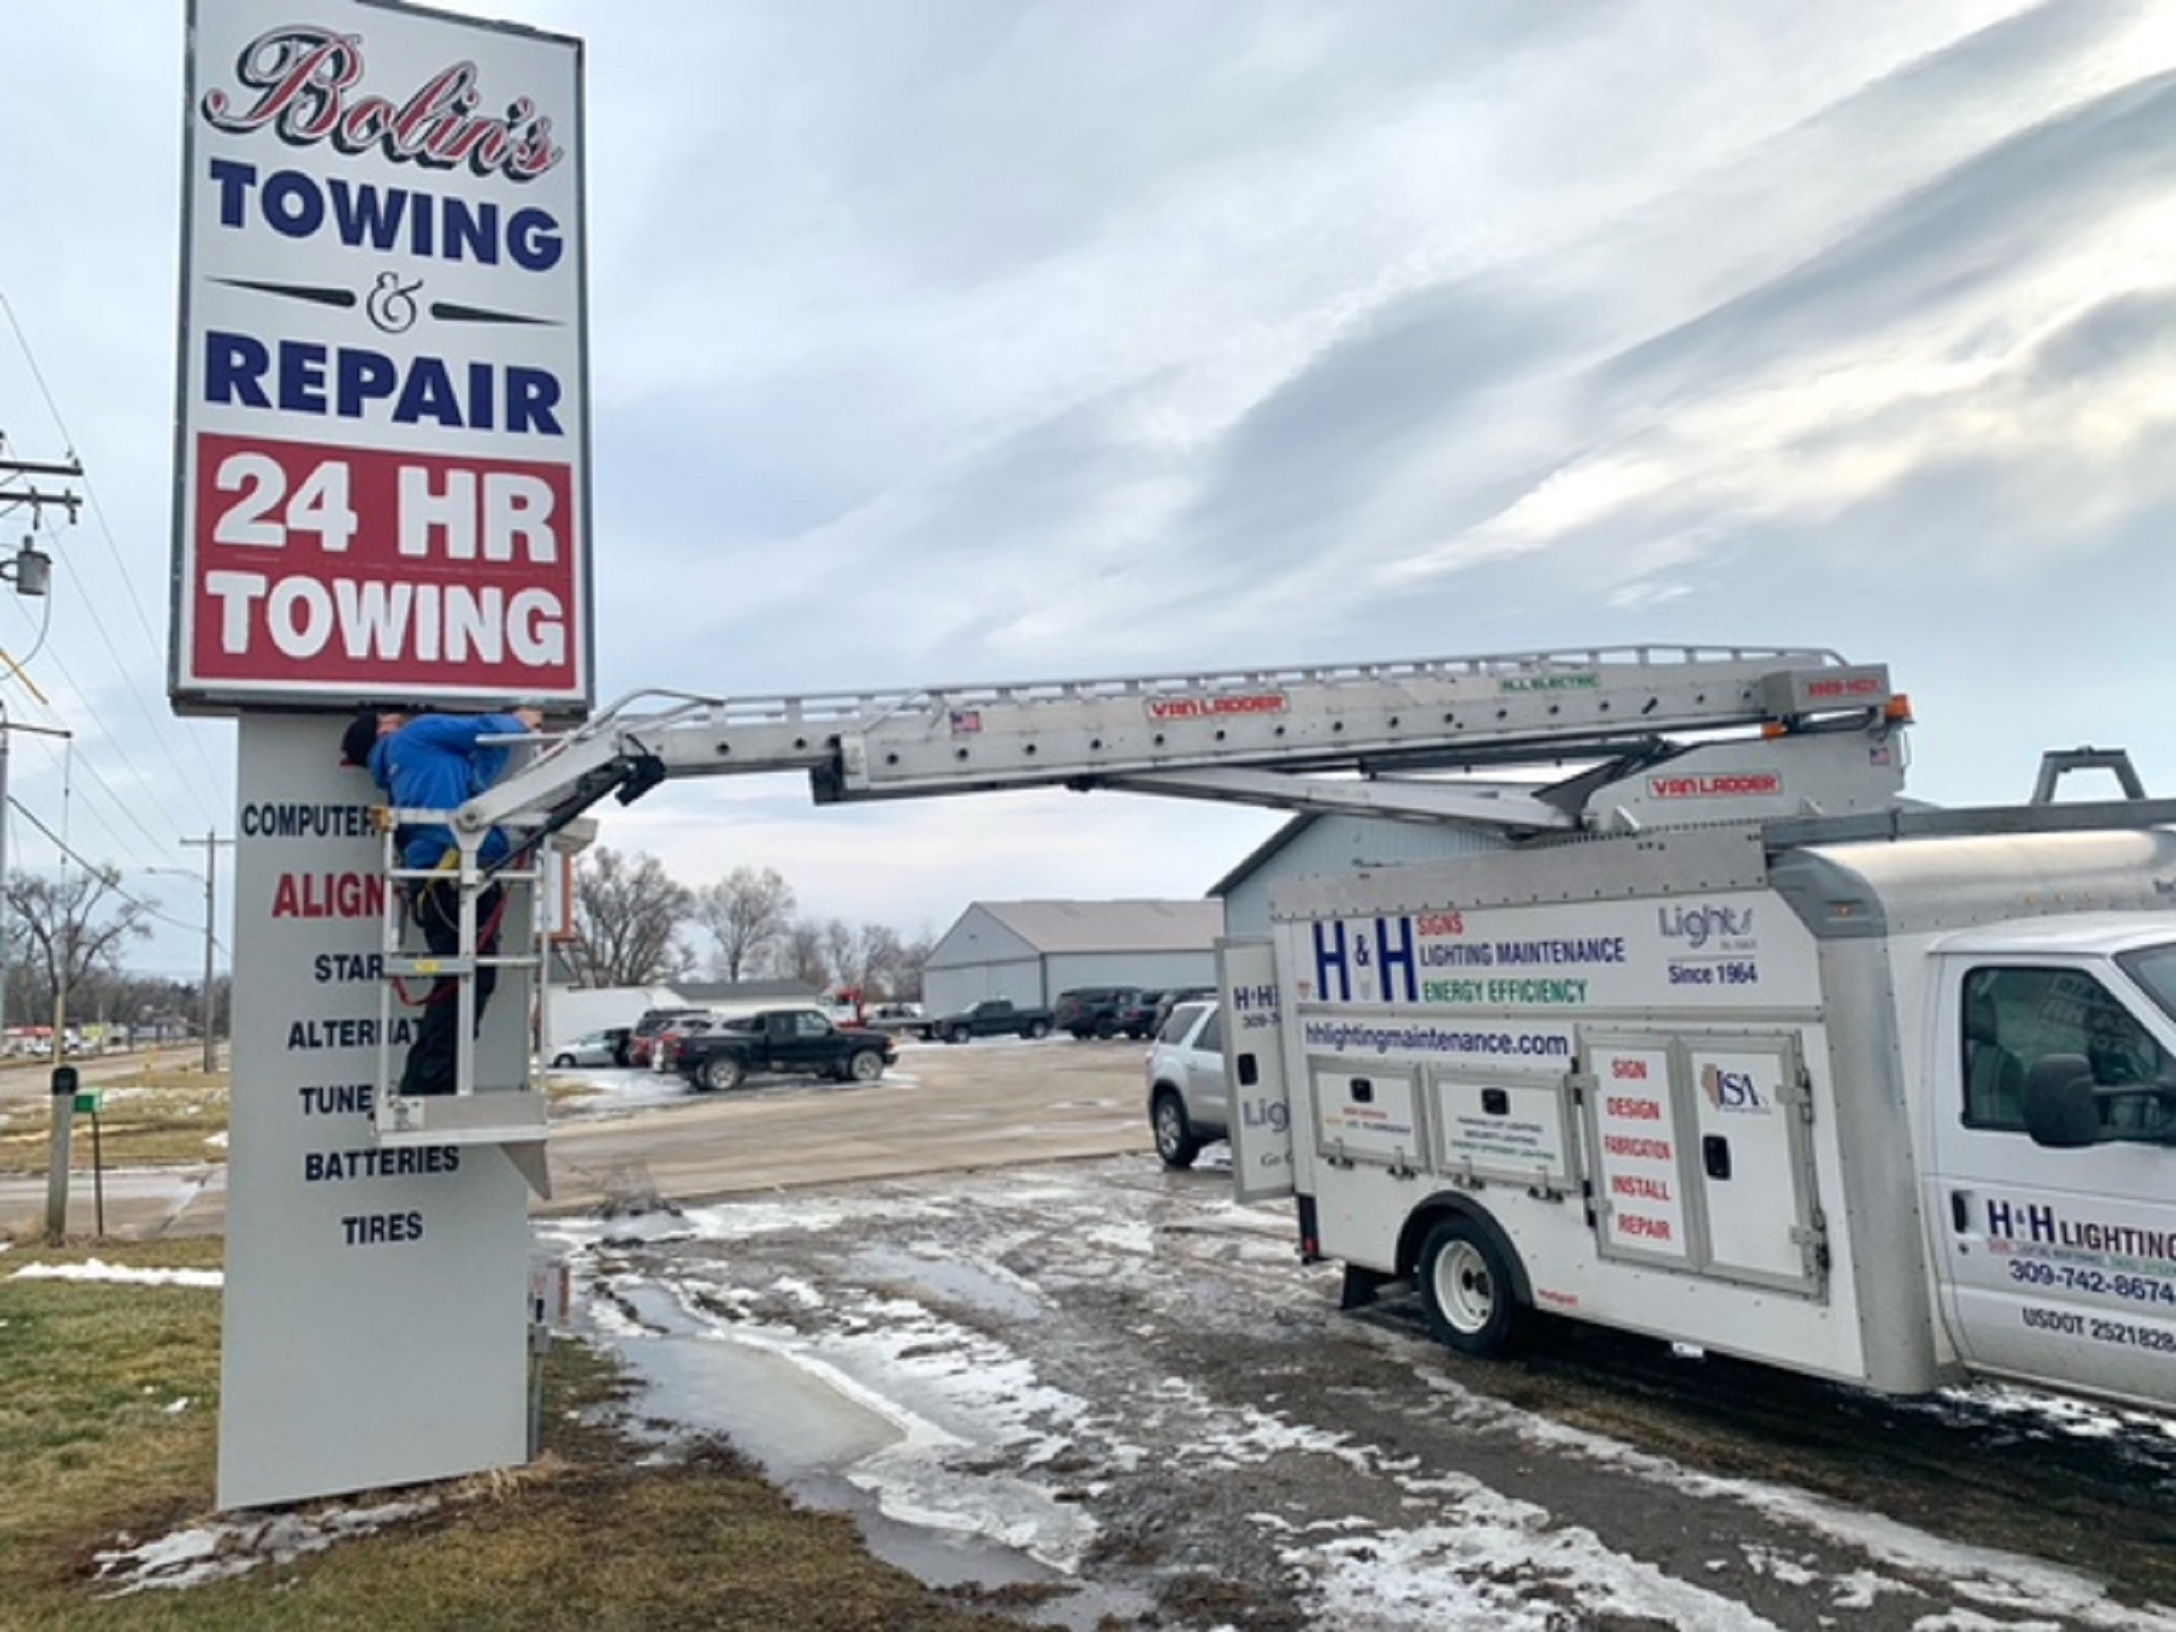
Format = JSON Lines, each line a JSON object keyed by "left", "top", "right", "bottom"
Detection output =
{"left": 1924, "top": 918, "right": 2176, "bottom": 1409}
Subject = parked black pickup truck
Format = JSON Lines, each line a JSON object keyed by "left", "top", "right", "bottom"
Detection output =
{"left": 672, "top": 1007, "right": 897, "bottom": 1091}
{"left": 929, "top": 998, "right": 1056, "bottom": 1044}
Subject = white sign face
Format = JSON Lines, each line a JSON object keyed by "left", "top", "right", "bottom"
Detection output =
{"left": 173, "top": 0, "right": 589, "bottom": 709}
{"left": 218, "top": 714, "right": 532, "bottom": 1510}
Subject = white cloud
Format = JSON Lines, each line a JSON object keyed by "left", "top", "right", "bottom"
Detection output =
{"left": 7, "top": 0, "right": 2176, "bottom": 974}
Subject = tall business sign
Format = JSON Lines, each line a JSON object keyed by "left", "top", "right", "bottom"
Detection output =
{"left": 172, "top": 0, "right": 588, "bottom": 1510}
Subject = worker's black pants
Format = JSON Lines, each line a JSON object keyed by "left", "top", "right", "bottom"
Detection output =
{"left": 399, "top": 878, "right": 503, "bottom": 1097}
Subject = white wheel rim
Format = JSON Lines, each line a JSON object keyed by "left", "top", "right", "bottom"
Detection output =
{"left": 1433, "top": 1239, "right": 1494, "bottom": 1333}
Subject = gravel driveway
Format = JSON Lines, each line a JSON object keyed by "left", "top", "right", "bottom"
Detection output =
{"left": 546, "top": 1151, "right": 2176, "bottom": 1631}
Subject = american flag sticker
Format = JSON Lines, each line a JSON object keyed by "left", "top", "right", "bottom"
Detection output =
{"left": 950, "top": 709, "right": 983, "bottom": 734}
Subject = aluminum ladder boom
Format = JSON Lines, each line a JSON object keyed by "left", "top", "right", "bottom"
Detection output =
{"left": 459, "top": 643, "right": 1901, "bottom": 844}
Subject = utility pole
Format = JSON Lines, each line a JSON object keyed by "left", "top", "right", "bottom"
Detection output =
{"left": 6, "top": 433, "right": 82, "bottom": 1243}
{"left": 179, "top": 831, "right": 230, "bottom": 1071}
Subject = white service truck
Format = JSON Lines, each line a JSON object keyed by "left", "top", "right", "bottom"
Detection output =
{"left": 1225, "top": 794, "right": 2176, "bottom": 1412}
{"left": 379, "top": 642, "right": 2176, "bottom": 1409}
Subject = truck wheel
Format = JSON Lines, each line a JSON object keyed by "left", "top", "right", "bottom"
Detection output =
{"left": 1151, "top": 1089, "right": 1201, "bottom": 1169}
{"left": 1092, "top": 1017, "right": 1116, "bottom": 1040}
{"left": 700, "top": 1055, "right": 746, "bottom": 1092}
{"left": 847, "top": 1049, "right": 885, "bottom": 1082}
{"left": 1025, "top": 1019, "right": 1051, "bottom": 1039}
{"left": 1417, "top": 1216, "right": 1525, "bottom": 1358}
{"left": 946, "top": 1024, "right": 971, "bottom": 1044}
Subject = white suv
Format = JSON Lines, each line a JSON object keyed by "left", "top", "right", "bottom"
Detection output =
{"left": 1145, "top": 1000, "right": 1226, "bottom": 1168}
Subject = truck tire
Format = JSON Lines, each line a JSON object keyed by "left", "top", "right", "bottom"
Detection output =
{"left": 1025, "top": 1019, "right": 1051, "bottom": 1039}
{"left": 946, "top": 1023, "right": 971, "bottom": 1044}
{"left": 1151, "top": 1088, "right": 1201, "bottom": 1169}
{"left": 1092, "top": 1016, "right": 1116, "bottom": 1040}
{"left": 1416, "top": 1215, "right": 1525, "bottom": 1358}
{"left": 700, "top": 1054, "right": 746, "bottom": 1092}
{"left": 847, "top": 1049, "right": 885, "bottom": 1082}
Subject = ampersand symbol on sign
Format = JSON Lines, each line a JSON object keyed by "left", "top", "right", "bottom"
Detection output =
{"left": 367, "top": 273, "right": 423, "bottom": 335}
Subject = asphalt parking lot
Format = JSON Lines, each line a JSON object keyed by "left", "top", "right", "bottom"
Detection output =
{"left": 0, "top": 1034, "right": 1157, "bottom": 1240}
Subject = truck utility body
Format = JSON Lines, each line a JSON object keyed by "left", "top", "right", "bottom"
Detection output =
{"left": 1235, "top": 812, "right": 2176, "bottom": 1410}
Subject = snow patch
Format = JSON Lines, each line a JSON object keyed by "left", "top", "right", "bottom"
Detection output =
{"left": 11, "top": 1259, "right": 221, "bottom": 1288}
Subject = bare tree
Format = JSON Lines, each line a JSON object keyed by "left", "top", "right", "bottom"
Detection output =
{"left": 821, "top": 918, "right": 859, "bottom": 995}
{"left": 3, "top": 867, "right": 155, "bottom": 1040}
{"left": 695, "top": 866, "right": 796, "bottom": 981}
{"left": 888, "top": 929, "right": 936, "bottom": 1002}
{"left": 574, "top": 848, "right": 693, "bottom": 985}
{"left": 826, "top": 920, "right": 909, "bottom": 1001}
{"left": 775, "top": 918, "right": 829, "bottom": 989}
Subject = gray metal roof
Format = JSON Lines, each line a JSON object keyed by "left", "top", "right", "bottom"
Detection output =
{"left": 669, "top": 978, "right": 825, "bottom": 1004}
{"left": 971, "top": 899, "right": 1223, "bottom": 953}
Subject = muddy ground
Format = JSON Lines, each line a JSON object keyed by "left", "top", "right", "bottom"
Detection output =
{"left": 550, "top": 1153, "right": 2176, "bottom": 1631}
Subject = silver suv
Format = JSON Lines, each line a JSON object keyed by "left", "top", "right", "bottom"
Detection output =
{"left": 1144, "top": 1000, "right": 1226, "bottom": 1168}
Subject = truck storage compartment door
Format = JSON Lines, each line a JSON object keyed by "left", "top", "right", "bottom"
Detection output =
{"left": 1220, "top": 938, "right": 1292, "bottom": 1204}
{"left": 1584, "top": 1034, "right": 1695, "bottom": 1268}
{"left": 1429, "top": 1067, "right": 1577, "bottom": 1195}
{"left": 1309, "top": 1062, "right": 1424, "bottom": 1175}
{"left": 1683, "top": 1033, "right": 1821, "bottom": 1294}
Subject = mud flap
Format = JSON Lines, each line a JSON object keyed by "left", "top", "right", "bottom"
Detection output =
{"left": 1340, "top": 1263, "right": 1392, "bottom": 1310}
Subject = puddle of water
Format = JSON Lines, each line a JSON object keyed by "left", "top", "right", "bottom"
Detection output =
{"left": 620, "top": 1333, "right": 900, "bottom": 1469}
{"left": 850, "top": 1245, "right": 1044, "bottom": 1320}
{"left": 614, "top": 1328, "right": 1149, "bottom": 1629}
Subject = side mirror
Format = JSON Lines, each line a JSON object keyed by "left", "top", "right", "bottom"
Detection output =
{"left": 2024, "top": 1054, "right": 2100, "bottom": 1148}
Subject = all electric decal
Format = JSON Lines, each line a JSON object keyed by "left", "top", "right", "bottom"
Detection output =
{"left": 172, "top": 0, "right": 590, "bottom": 708}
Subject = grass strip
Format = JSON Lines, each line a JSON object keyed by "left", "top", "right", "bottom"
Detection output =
{"left": 0, "top": 1237, "right": 1044, "bottom": 1631}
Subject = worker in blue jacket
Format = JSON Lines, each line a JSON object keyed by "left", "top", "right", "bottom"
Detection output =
{"left": 342, "top": 706, "right": 542, "bottom": 1096}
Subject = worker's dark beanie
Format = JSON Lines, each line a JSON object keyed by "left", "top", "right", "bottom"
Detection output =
{"left": 339, "top": 712, "right": 379, "bottom": 769}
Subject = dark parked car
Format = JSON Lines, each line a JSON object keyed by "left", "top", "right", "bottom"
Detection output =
{"left": 1054, "top": 986, "right": 1154, "bottom": 1040}
{"left": 1151, "top": 987, "right": 1216, "bottom": 1034}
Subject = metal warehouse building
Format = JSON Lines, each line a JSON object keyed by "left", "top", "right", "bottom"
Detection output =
{"left": 922, "top": 900, "right": 1223, "bottom": 1016}
{"left": 924, "top": 807, "right": 1514, "bottom": 1015}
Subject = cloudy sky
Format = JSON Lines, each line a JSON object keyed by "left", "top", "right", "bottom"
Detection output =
{"left": 5, "top": 0, "right": 2176, "bottom": 979}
